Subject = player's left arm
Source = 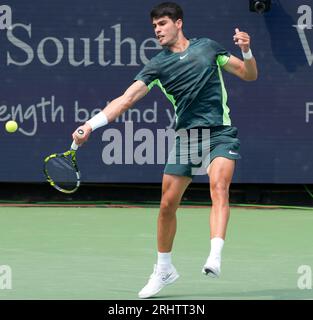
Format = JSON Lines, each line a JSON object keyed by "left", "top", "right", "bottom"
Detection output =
{"left": 222, "top": 28, "right": 258, "bottom": 81}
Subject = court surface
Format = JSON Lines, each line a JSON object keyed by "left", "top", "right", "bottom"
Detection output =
{"left": 0, "top": 206, "right": 312, "bottom": 300}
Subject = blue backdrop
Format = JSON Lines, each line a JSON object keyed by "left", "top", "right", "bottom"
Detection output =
{"left": 1, "top": 0, "right": 313, "bottom": 183}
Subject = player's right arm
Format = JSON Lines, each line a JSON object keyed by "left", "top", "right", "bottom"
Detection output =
{"left": 72, "top": 80, "right": 148, "bottom": 145}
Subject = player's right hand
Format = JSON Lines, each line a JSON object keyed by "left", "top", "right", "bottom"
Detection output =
{"left": 72, "top": 123, "right": 92, "bottom": 146}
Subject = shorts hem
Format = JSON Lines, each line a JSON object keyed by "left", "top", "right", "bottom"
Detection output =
{"left": 163, "top": 170, "right": 193, "bottom": 178}
{"left": 210, "top": 154, "right": 241, "bottom": 163}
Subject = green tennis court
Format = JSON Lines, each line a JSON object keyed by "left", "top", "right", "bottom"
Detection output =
{"left": 0, "top": 206, "right": 312, "bottom": 300}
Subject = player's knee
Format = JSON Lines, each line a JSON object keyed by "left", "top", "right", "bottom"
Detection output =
{"left": 160, "top": 197, "right": 176, "bottom": 215}
{"left": 210, "top": 181, "right": 229, "bottom": 199}
{"left": 160, "top": 199, "right": 172, "bottom": 211}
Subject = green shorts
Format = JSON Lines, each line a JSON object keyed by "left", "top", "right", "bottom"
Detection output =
{"left": 164, "top": 126, "right": 241, "bottom": 178}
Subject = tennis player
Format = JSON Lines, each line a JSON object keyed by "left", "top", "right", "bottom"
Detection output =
{"left": 73, "top": 2, "right": 258, "bottom": 299}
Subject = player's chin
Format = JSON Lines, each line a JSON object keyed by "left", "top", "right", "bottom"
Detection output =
{"left": 158, "top": 37, "right": 168, "bottom": 46}
{"left": 158, "top": 38, "right": 165, "bottom": 45}
{"left": 161, "top": 40, "right": 172, "bottom": 48}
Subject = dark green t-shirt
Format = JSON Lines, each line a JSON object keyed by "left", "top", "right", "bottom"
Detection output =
{"left": 134, "top": 38, "right": 231, "bottom": 130}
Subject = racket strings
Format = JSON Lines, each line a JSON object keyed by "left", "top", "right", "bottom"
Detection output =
{"left": 45, "top": 155, "right": 79, "bottom": 192}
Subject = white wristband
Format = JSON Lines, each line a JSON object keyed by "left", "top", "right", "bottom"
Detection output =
{"left": 86, "top": 111, "right": 108, "bottom": 131}
{"left": 242, "top": 48, "right": 253, "bottom": 60}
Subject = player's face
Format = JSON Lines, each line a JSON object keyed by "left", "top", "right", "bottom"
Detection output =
{"left": 152, "top": 16, "right": 181, "bottom": 47}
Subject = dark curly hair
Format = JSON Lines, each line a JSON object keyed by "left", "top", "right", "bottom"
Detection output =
{"left": 150, "top": 2, "right": 183, "bottom": 22}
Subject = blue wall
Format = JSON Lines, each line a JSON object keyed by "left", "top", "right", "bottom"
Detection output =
{"left": 1, "top": 0, "right": 313, "bottom": 183}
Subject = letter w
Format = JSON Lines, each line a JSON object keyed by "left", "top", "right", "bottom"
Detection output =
{"left": 294, "top": 25, "right": 313, "bottom": 66}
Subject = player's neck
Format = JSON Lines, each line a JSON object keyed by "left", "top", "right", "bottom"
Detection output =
{"left": 168, "top": 35, "right": 189, "bottom": 53}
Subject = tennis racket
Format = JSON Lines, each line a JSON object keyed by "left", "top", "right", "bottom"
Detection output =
{"left": 43, "top": 129, "right": 84, "bottom": 194}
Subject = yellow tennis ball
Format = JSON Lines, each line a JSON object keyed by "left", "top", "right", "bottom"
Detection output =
{"left": 5, "top": 120, "right": 18, "bottom": 133}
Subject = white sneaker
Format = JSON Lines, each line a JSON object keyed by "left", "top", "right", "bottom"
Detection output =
{"left": 138, "top": 264, "right": 179, "bottom": 299}
{"left": 202, "top": 257, "right": 221, "bottom": 278}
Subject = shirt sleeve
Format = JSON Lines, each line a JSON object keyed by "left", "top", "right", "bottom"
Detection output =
{"left": 211, "top": 40, "right": 231, "bottom": 67}
{"left": 134, "top": 60, "right": 159, "bottom": 90}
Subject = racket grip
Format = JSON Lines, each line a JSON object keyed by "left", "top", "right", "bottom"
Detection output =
{"left": 71, "top": 141, "right": 79, "bottom": 150}
{"left": 71, "top": 128, "right": 85, "bottom": 150}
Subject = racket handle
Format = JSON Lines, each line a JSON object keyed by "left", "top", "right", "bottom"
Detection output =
{"left": 71, "top": 129, "right": 84, "bottom": 150}
{"left": 71, "top": 141, "right": 79, "bottom": 150}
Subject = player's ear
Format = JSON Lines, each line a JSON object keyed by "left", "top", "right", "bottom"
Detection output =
{"left": 175, "top": 19, "right": 183, "bottom": 29}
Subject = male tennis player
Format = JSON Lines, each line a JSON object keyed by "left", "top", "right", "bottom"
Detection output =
{"left": 73, "top": 2, "right": 257, "bottom": 299}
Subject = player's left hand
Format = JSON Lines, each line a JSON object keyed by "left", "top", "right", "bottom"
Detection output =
{"left": 233, "top": 28, "right": 250, "bottom": 52}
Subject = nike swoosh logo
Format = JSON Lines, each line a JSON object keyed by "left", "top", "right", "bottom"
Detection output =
{"left": 229, "top": 150, "right": 238, "bottom": 155}
{"left": 179, "top": 54, "right": 188, "bottom": 60}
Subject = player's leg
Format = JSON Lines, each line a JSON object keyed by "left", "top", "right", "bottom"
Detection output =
{"left": 209, "top": 157, "right": 235, "bottom": 238}
{"left": 138, "top": 174, "right": 191, "bottom": 299}
{"left": 202, "top": 157, "right": 235, "bottom": 277}
{"left": 158, "top": 173, "right": 192, "bottom": 252}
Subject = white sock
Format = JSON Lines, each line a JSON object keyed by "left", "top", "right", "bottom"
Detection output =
{"left": 209, "top": 237, "right": 224, "bottom": 261}
{"left": 157, "top": 252, "right": 172, "bottom": 271}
